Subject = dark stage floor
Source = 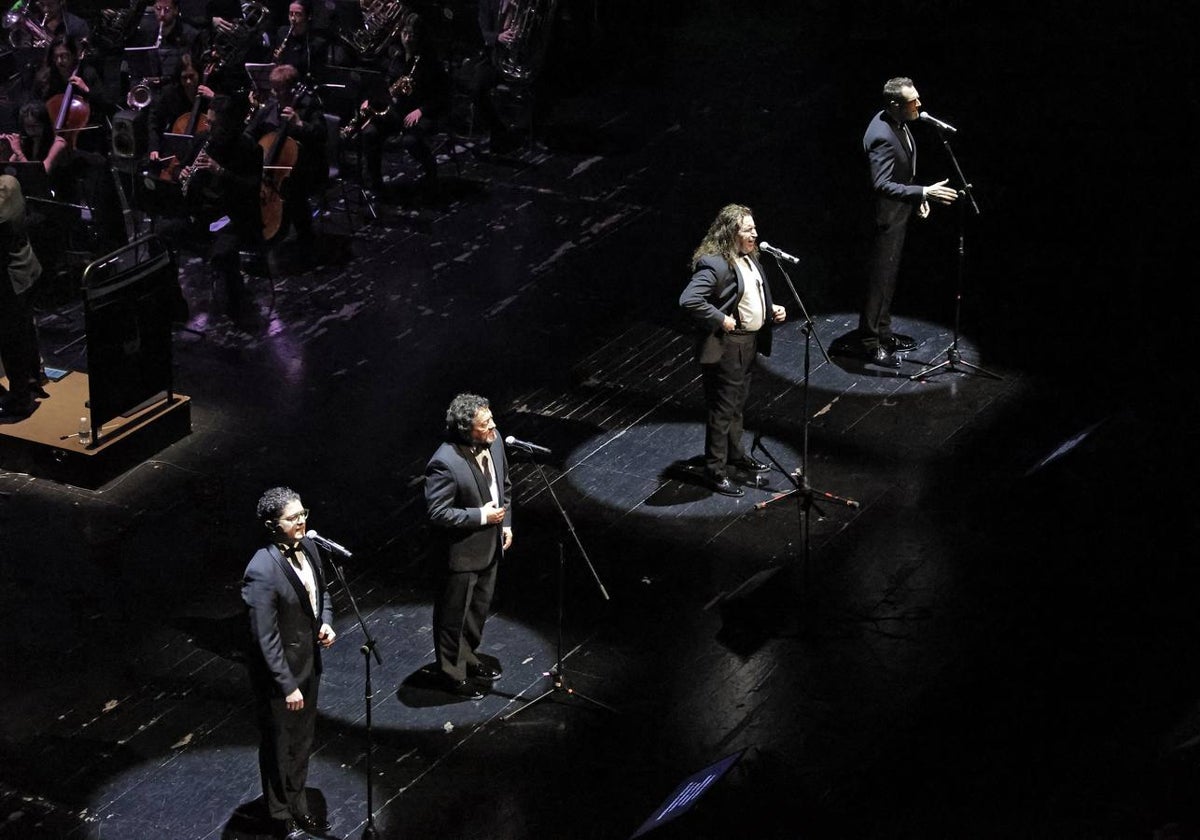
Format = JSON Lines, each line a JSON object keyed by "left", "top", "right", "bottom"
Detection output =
{"left": 0, "top": 4, "right": 1192, "bottom": 839}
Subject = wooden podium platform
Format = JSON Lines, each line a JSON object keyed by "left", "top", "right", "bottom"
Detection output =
{"left": 0, "top": 371, "right": 191, "bottom": 489}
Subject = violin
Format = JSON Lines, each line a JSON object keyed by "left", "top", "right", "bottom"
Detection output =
{"left": 46, "top": 42, "right": 90, "bottom": 150}
{"left": 257, "top": 82, "right": 308, "bottom": 242}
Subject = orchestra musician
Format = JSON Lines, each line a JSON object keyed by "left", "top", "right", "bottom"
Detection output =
{"left": 178, "top": 93, "right": 263, "bottom": 318}
{"left": 244, "top": 63, "right": 325, "bottom": 251}
{"left": 2, "top": 101, "right": 69, "bottom": 175}
{"left": 133, "top": 0, "right": 201, "bottom": 81}
{"left": 270, "top": 0, "right": 325, "bottom": 81}
{"left": 354, "top": 11, "right": 447, "bottom": 198}
{"left": 39, "top": 0, "right": 90, "bottom": 42}
{"left": 30, "top": 36, "right": 127, "bottom": 251}
{"left": 471, "top": 0, "right": 517, "bottom": 152}
{"left": 148, "top": 52, "right": 216, "bottom": 151}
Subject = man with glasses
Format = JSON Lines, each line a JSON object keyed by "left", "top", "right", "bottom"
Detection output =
{"left": 243, "top": 486, "right": 337, "bottom": 839}
{"left": 425, "top": 393, "right": 513, "bottom": 699}
{"left": 852, "top": 76, "right": 958, "bottom": 369}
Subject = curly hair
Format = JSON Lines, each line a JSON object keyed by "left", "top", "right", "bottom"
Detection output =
{"left": 256, "top": 486, "right": 300, "bottom": 522}
{"left": 445, "top": 393, "right": 490, "bottom": 443}
{"left": 690, "top": 203, "right": 753, "bottom": 268}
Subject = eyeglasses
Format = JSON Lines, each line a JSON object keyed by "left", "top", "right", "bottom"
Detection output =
{"left": 279, "top": 509, "right": 310, "bottom": 524}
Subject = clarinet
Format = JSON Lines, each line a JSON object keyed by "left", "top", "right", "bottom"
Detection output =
{"left": 272, "top": 23, "right": 293, "bottom": 62}
{"left": 178, "top": 135, "right": 211, "bottom": 197}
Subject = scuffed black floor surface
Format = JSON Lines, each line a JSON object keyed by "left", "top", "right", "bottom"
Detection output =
{"left": 1, "top": 3, "right": 1193, "bottom": 838}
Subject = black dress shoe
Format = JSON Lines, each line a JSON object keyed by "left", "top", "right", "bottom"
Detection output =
{"left": 0, "top": 394, "right": 35, "bottom": 418}
{"left": 272, "top": 817, "right": 306, "bottom": 840}
{"left": 884, "top": 333, "right": 917, "bottom": 352}
{"left": 710, "top": 476, "right": 745, "bottom": 497}
{"left": 467, "top": 661, "right": 502, "bottom": 681}
{"left": 294, "top": 812, "right": 331, "bottom": 834}
{"left": 870, "top": 346, "right": 902, "bottom": 369}
{"left": 435, "top": 674, "right": 486, "bottom": 699}
{"left": 729, "top": 456, "right": 770, "bottom": 473}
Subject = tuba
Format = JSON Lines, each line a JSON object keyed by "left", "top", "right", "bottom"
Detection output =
{"left": 339, "top": 0, "right": 407, "bottom": 60}
{"left": 211, "top": 0, "right": 269, "bottom": 66}
{"left": 496, "top": 0, "right": 558, "bottom": 82}
{"left": 3, "top": 0, "right": 51, "bottom": 49}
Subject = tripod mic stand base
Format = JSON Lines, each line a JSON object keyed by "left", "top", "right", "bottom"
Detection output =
{"left": 911, "top": 346, "right": 1002, "bottom": 381}
{"left": 501, "top": 669, "right": 618, "bottom": 720}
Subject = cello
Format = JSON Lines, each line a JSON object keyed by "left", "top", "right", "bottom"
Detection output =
{"left": 45, "top": 40, "right": 90, "bottom": 150}
{"left": 159, "top": 53, "right": 219, "bottom": 182}
{"left": 256, "top": 81, "right": 308, "bottom": 242}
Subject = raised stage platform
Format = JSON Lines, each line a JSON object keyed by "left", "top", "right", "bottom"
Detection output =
{"left": 0, "top": 371, "right": 191, "bottom": 489}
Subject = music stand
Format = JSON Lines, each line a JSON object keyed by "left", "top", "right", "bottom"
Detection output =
{"left": 501, "top": 445, "right": 616, "bottom": 720}
{"left": 123, "top": 42, "right": 163, "bottom": 83}
{"left": 246, "top": 63, "right": 276, "bottom": 100}
{"left": 2, "top": 161, "right": 53, "bottom": 200}
{"left": 910, "top": 125, "right": 1001, "bottom": 382}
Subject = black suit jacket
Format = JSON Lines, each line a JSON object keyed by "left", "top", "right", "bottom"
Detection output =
{"left": 679, "top": 253, "right": 775, "bottom": 364}
{"left": 863, "top": 110, "right": 925, "bottom": 227}
{"left": 242, "top": 537, "right": 334, "bottom": 697}
{"left": 425, "top": 436, "right": 512, "bottom": 573}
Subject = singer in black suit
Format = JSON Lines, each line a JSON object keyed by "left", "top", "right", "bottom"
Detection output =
{"left": 425, "top": 393, "right": 513, "bottom": 699}
{"left": 243, "top": 486, "right": 337, "bottom": 840}
{"left": 856, "top": 76, "right": 958, "bottom": 368}
{"left": 680, "top": 204, "right": 786, "bottom": 498}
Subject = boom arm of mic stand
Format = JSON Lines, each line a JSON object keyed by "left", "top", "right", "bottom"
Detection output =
{"left": 767, "top": 259, "right": 833, "bottom": 366}
{"left": 531, "top": 460, "right": 610, "bottom": 601}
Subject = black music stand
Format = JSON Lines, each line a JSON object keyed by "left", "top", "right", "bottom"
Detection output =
{"left": 3, "top": 160, "right": 53, "bottom": 200}
{"left": 910, "top": 125, "right": 1000, "bottom": 382}
{"left": 501, "top": 445, "right": 616, "bottom": 720}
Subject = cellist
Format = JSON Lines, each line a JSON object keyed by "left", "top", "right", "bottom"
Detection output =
{"left": 244, "top": 63, "right": 325, "bottom": 256}
{"left": 32, "top": 36, "right": 127, "bottom": 251}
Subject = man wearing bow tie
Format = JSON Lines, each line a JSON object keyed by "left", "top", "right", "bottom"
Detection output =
{"left": 243, "top": 486, "right": 337, "bottom": 840}
{"left": 425, "top": 393, "right": 513, "bottom": 699}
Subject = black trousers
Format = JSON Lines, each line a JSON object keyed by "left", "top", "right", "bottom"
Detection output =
{"left": 361, "top": 112, "right": 437, "bottom": 185}
{"left": 701, "top": 331, "right": 758, "bottom": 478}
{"left": 256, "top": 673, "right": 320, "bottom": 821}
{"left": 859, "top": 215, "right": 910, "bottom": 346}
{"left": 433, "top": 557, "right": 499, "bottom": 681}
{"left": 0, "top": 284, "right": 40, "bottom": 402}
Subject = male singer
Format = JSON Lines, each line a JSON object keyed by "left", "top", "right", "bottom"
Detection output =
{"left": 855, "top": 76, "right": 958, "bottom": 368}
{"left": 243, "top": 487, "right": 336, "bottom": 840}
{"left": 425, "top": 393, "right": 513, "bottom": 699}
{"left": 680, "top": 204, "right": 786, "bottom": 498}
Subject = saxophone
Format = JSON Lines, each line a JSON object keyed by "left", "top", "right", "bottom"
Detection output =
{"left": 339, "top": 55, "right": 419, "bottom": 141}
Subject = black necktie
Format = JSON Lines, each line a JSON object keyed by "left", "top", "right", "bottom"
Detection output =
{"left": 480, "top": 452, "right": 495, "bottom": 502}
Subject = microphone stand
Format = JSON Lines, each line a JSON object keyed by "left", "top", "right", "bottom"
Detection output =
{"left": 317, "top": 539, "right": 383, "bottom": 840}
{"left": 910, "top": 127, "right": 1001, "bottom": 382}
{"left": 753, "top": 255, "right": 858, "bottom": 595}
{"left": 501, "top": 448, "right": 617, "bottom": 720}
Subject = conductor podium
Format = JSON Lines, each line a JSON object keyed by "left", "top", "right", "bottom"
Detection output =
{"left": 0, "top": 236, "right": 191, "bottom": 489}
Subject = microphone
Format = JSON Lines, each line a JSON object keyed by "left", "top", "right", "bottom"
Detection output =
{"left": 758, "top": 241, "right": 800, "bottom": 264}
{"left": 305, "top": 530, "right": 352, "bottom": 557}
{"left": 918, "top": 112, "right": 958, "bottom": 134}
{"left": 504, "top": 435, "right": 552, "bottom": 455}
